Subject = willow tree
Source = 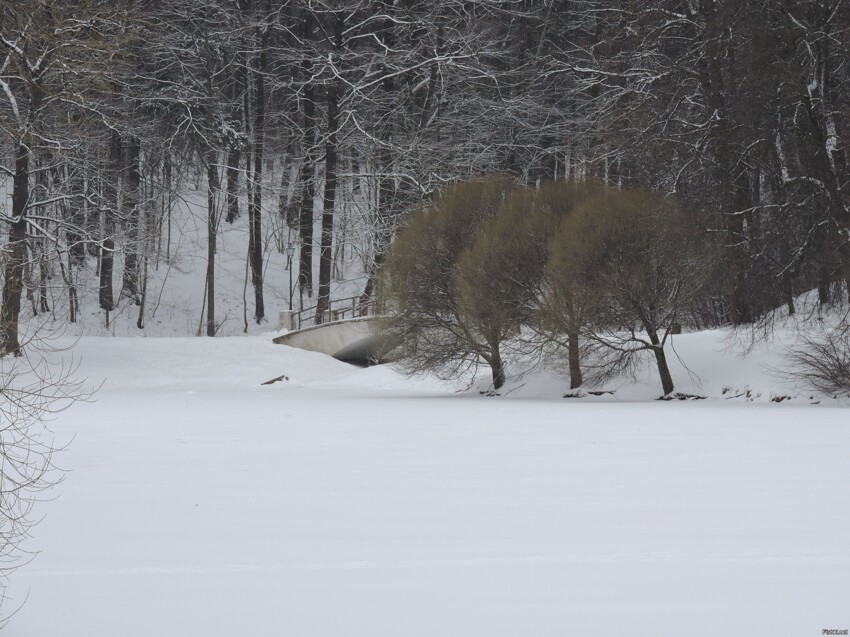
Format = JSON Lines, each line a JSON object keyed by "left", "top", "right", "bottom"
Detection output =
{"left": 548, "top": 189, "right": 710, "bottom": 396}
{"left": 378, "top": 177, "right": 516, "bottom": 388}
{"left": 529, "top": 179, "right": 607, "bottom": 389}
{"left": 453, "top": 180, "right": 604, "bottom": 389}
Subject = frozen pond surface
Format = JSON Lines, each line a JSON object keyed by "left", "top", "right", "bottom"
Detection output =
{"left": 6, "top": 336, "right": 849, "bottom": 636}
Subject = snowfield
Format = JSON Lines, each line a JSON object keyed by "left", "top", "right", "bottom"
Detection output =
{"left": 4, "top": 332, "right": 850, "bottom": 636}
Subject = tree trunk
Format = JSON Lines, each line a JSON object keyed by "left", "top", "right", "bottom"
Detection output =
{"left": 33, "top": 164, "right": 50, "bottom": 315}
{"left": 316, "top": 15, "right": 342, "bottom": 324}
{"left": 205, "top": 58, "right": 219, "bottom": 338}
{"left": 60, "top": 254, "right": 79, "bottom": 324}
{"left": 653, "top": 346, "right": 675, "bottom": 396}
{"left": 568, "top": 330, "right": 583, "bottom": 389}
{"left": 122, "top": 135, "right": 141, "bottom": 302}
{"left": 67, "top": 166, "right": 87, "bottom": 265}
{"left": 163, "top": 151, "right": 173, "bottom": 262}
{"left": 640, "top": 321, "right": 675, "bottom": 396}
{"left": 248, "top": 31, "right": 267, "bottom": 323}
{"left": 137, "top": 255, "right": 149, "bottom": 329}
{"left": 38, "top": 251, "right": 50, "bottom": 314}
{"left": 831, "top": 228, "right": 850, "bottom": 310}
{"left": 206, "top": 147, "right": 218, "bottom": 337}
{"left": 490, "top": 348, "right": 506, "bottom": 390}
{"left": 0, "top": 141, "right": 29, "bottom": 356}
{"left": 100, "top": 131, "right": 120, "bottom": 314}
{"left": 818, "top": 261, "right": 832, "bottom": 305}
{"left": 225, "top": 147, "right": 242, "bottom": 223}
{"left": 298, "top": 11, "right": 316, "bottom": 299}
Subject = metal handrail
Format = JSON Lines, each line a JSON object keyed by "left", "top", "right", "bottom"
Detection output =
{"left": 291, "top": 295, "right": 377, "bottom": 330}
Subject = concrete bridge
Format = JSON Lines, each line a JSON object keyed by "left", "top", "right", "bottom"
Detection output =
{"left": 273, "top": 316, "right": 397, "bottom": 366}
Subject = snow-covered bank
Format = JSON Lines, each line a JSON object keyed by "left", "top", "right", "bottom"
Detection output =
{"left": 3, "top": 334, "right": 848, "bottom": 636}
{"left": 491, "top": 327, "right": 823, "bottom": 402}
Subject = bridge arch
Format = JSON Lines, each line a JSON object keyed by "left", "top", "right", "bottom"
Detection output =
{"left": 273, "top": 317, "right": 397, "bottom": 366}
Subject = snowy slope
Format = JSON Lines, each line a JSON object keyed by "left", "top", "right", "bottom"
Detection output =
{"left": 3, "top": 332, "right": 849, "bottom": 636}
{"left": 15, "top": 178, "right": 371, "bottom": 339}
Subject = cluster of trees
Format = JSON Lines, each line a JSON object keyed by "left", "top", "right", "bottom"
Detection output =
{"left": 1, "top": 0, "right": 849, "bottom": 353}
{"left": 594, "top": 1, "right": 850, "bottom": 323}
{"left": 0, "top": 0, "right": 605, "bottom": 353}
{"left": 379, "top": 178, "right": 710, "bottom": 394}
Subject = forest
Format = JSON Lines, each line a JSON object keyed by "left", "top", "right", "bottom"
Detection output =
{"left": 2, "top": 0, "right": 849, "bottom": 357}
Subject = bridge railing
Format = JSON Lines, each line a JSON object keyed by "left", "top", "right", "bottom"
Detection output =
{"left": 286, "top": 295, "right": 378, "bottom": 331}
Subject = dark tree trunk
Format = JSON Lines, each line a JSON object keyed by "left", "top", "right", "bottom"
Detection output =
{"left": 100, "top": 131, "right": 120, "bottom": 314}
{"left": 818, "top": 262, "right": 832, "bottom": 305}
{"left": 34, "top": 162, "right": 50, "bottom": 315}
{"left": 646, "top": 326, "right": 674, "bottom": 396}
{"left": 226, "top": 28, "right": 248, "bottom": 226}
{"left": 122, "top": 136, "right": 141, "bottom": 302}
{"left": 297, "top": 146, "right": 315, "bottom": 300}
{"left": 206, "top": 146, "right": 218, "bottom": 337}
{"left": 248, "top": 31, "right": 268, "bottom": 323}
{"left": 225, "top": 147, "right": 242, "bottom": 223}
{"left": 568, "top": 330, "right": 583, "bottom": 389}
{"left": 67, "top": 166, "right": 87, "bottom": 265}
{"left": 60, "top": 254, "right": 79, "bottom": 324}
{"left": 653, "top": 345, "right": 675, "bottom": 396}
{"left": 205, "top": 61, "right": 219, "bottom": 337}
{"left": 38, "top": 252, "right": 50, "bottom": 314}
{"left": 316, "top": 14, "right": 342, "bottom": 324}
{"left": 163, "top": 151, "right": 173, "bottom": 262}
{"left": 785, "top": 276, "right": 796, "bottom": 316}
{"left": 490, "top": 348, "right": 506, "bottom": 391}
{"left": 137, "top": 255, "right": 148, "bottom": 329}
{"left": 0, "top": 142, "right": 30, "bottom": 356}
{"left": 298, "top": 10, "right": 316, "bottom": 299}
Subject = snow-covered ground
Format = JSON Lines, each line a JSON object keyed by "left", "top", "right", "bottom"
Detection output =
{"left": 3, "top": 332, "right": 849, "bottom": 636}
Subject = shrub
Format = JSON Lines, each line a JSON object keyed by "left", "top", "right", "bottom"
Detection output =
{"left": 788, "top": 330, "right": 850, "bottom": 395}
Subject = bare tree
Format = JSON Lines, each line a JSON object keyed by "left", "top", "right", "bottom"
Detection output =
{"left": 1, "top": 331, "right": 89, "bottom": 623}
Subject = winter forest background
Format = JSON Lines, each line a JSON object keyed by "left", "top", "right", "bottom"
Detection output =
{"left": 3, "top": 0, "right": 850, "bottom": 350}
